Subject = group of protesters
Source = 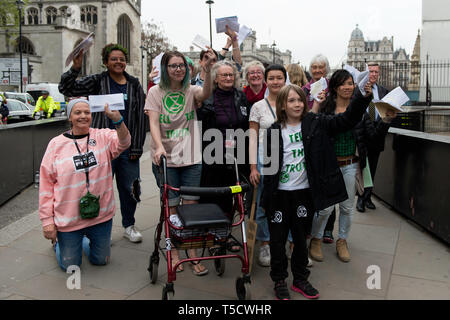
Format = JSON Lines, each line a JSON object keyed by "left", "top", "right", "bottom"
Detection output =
{"left": 38, "top": 25, "right": 397, "bottom": 300}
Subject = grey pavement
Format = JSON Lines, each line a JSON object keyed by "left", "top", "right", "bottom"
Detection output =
{"left": 0, "top": 147, "right": 449, "bottom": 300}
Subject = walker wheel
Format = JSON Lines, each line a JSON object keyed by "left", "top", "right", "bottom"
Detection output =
{"left": 235, "top": 276, "right": 252, "bottom": 300}
{"left": 148, "top": 254, "right": 159, "bottom": 284}
{"left": 162, "top": 284, "right": 175, "bottom": 300}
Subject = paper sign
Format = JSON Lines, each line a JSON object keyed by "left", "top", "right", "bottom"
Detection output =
{"left": 374, "top": 86, "right": 410, "bottom": 118}
{"left": 152, "top": 52, "right": 164, "bottom": 85}
{"left": 215, "top": 16, "right": 239, "bottom": 33}
{"left": 343, "top": 64, "right": 360, "bottom": 80}
{"left": 343, "top": 64, "right": 369, "bottom": 95}
{"left": 65, "top": 32, "right": 95, "bottom": 67}
{"left": 88, "top": 94, "right": 125, "bottom": 113}
{"left": 192, "top": 34, "right": 210, "bottom": 51}
{"left": 310, "top": 77, "right": 328, "bottom": 102}
{"left": 238, "top": 25, "right": 252, "bottom": 46}
{"left": 357, "top": 70, "right": 370, "bottom": 96}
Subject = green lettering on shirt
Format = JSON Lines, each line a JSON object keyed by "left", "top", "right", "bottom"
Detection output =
{"left": 185, "top": 111, "right": 195, "bottom": 121}
{"left": 160, "top": 114, "right": 171, "bottom": 124}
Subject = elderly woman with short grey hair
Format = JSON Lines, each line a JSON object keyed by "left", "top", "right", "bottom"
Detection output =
{"left": 303, "top": 54, "right": 331, "bottom": 110}
{"left": 198, "top": 59, "right": 251, "bottom": 252}
{"left": 243, "top": 61, "right": 266, "bottom": 105}
{"left": 39, "top": 99, "right": 131, "bottom": 272}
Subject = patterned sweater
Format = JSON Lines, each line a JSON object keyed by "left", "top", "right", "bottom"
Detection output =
{"left": 58, "top": 68, "right": 146, "bottom": 157}
{"left": 39, "top": 128, "right": 130, "bottom": 232}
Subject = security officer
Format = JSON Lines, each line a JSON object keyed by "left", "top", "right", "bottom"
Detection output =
{"left": 32, "top": 90, "right": 56, "bottom": 118}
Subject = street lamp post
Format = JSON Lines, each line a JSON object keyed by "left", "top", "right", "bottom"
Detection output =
{"left": 16, "top": 0, "right": 24, "bottom": 92}
{"left": 271, "top": 41, "right": 276, "bottom": 63}
{"left": 205, "top": 1, "right": 214, "bottom": 48}
{"left": 140, "top": 45, "right": 145, "bottom": 86}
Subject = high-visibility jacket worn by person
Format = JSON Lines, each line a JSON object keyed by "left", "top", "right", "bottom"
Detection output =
{"left": 33, "top": 95, "right": 56, "bottom": 118}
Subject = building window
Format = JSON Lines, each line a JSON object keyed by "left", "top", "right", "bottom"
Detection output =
{"left": 117, "top": 14, "right": 132, "bottom": 56}
{"left": 81, "top": 6, "right": 97, "bottom": 25}
{"left": 27, "top": 7, "right": 39, "bottom": 25}
{"left": 46, "top": 6, "right": 57, "bottom": 24}
{"left": 15, "top": 37, "right": 35, "bottom": 55}
{"left": 59, "top": 6, "right": 68, "bottom": 18}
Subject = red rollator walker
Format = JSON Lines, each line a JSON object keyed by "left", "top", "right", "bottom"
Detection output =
{"left": 147, "top": 155, "right": 252, "bottom": 300}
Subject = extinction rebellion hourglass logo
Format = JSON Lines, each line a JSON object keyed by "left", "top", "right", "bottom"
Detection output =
{"left": 164, "top": 92, "right": 185, "bottom": 115}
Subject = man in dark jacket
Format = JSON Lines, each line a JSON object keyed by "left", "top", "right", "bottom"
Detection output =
{"left": 59, "top": 44, "right": 146, "bottom": 243}
{"left": 357, "top": 62, "right": 390, "bottom": 212}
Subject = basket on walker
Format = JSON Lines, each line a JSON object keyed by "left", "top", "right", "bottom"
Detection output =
{"left": 169, "top": 203, "right": 232, "bottom": 250}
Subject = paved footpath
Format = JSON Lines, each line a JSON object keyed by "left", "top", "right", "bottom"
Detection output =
{"left": 0, "top": 149, "right": 449, "bottom": 300}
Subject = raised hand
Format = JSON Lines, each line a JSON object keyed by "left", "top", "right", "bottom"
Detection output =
{"left": 104, "top": 103, "right": 122, "bottom": 122}
{"left": 202, "top": 46, "right": 216, "bottom": 71}
{"left": 149, "top": 66, "right": 159, "bottom": 80}
{"left": 72, "top": 49, "right": 84, "bottom": 71}
{"left": 364, "top": 82, "right": 373, "bottom": 97}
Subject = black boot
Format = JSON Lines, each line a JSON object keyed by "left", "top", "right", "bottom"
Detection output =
{"left": 364, "top": 188, "right": 376, "bottom": 210}
{"left": 356, "top": 196, "right": 365, "bottom": 212}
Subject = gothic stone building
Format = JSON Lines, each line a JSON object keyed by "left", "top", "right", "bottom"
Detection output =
{"left": 0, "top": 0, "right": 142, "bottom": 91}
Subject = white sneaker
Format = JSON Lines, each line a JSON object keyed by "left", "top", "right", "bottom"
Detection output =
{"left": 307, "top": 257, "right": 313, "bottom": 267}
{"left": 124, "top": 225, "right": 143, "bottom": 243}
{"left": 258, "top": 244, "right": 271, "bottom": 267}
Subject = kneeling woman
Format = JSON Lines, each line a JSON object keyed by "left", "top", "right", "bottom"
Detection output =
{"left": 39, "top": 99, "right": 131, "bottom": 271}
{"left": 261, "top": 83, "right": 372, "bottom": 300}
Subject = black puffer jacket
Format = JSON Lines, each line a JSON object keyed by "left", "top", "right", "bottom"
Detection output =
{"left": 261, "top": 90, "right": 372, "bottom": 214}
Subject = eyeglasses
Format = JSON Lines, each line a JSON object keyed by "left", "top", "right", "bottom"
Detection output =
{"left": 219, "top": 73, "right": 234, "bottom": 78}
{"left": 248, "top": 70, "right": 263, "bottom": 75}
{"left": 168, "top": 63, "right": 186, "bottom": 70}
{"left": 110, "top": 57, "right": 126, "bottom": 63}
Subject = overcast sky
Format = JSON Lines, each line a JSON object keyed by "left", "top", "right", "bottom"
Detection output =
{"left": 141, "top": 0, "right": 422, "bottom": 68}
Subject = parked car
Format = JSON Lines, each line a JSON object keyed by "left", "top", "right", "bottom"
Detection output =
{"left": 5, "top": 98, "right": 34, "bottom": 123}
{"left": 3, "top": 92, "right": 35, "bottom": 110}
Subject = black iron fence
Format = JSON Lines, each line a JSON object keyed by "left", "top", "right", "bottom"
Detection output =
{"left": 348, "top": 60, "right": 450, "bottom": 106}
{"left": 347, "top": 60, "right": 450, "bottom": 133}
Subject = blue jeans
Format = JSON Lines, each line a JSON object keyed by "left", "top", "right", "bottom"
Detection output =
{"left": 152, "top": 163, "right": 202, "bottom": 207}
{"left": 55, "top": 219, "right": 112, "bottom": 271}
{"left": 112, "top": 149, "right": 140, "bottom": 228}
{"left": 311, "top": 162, "right": 358, "bottom": 240}
{"left": 255, "top": 157, "right": 270, "bottom": 242}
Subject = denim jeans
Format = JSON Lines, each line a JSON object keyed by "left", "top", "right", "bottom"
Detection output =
{"left": 112, "top": 149, "right": 140, "bottom": 228}
{"left": 55, "top": 219, "right": 112, "bottom": 271}
{"left": 152, "top": 163, "right": 202, "bottom": 207}
{"left": 255, "top": 156, "right": 270, "bottom": 242}
{"left": 311, "top": 162, "right": 358, "bottom": 240}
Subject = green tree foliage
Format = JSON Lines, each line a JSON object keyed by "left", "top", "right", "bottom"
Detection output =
{"left": 0, "top": 0, "right": 28, "bottom": 29}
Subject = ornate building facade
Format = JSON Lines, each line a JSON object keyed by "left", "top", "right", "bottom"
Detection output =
{"left": 0, "top": 0, "right": 142, "bottom": 91}
{"left": 346, "top": 25, "right": 412, "bottom": 90}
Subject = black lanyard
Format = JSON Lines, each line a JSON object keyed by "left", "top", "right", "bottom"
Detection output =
{"left": 265, "top": 98, "right": 276, "bottom": 119}
{"left": 72, "top": 132, "right": 91, "bottom": 190}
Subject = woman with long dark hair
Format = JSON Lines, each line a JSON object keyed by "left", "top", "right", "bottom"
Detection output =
{"left": 309, "top": 70, "right": 397, "bottom": 263}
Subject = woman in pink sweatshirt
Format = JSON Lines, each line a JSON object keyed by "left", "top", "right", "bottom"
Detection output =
{"left": 39, "top": 98, "right": 131, "bottom": 271}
